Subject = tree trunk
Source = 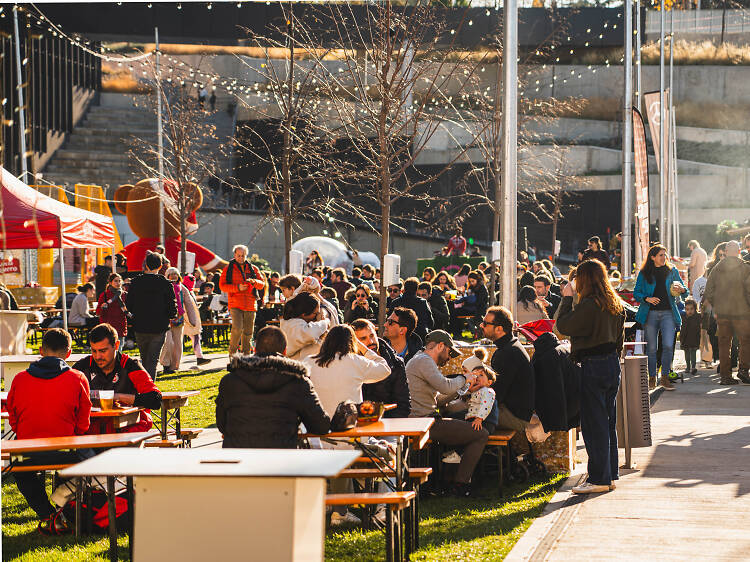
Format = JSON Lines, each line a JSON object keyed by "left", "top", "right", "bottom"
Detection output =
{"left": 551, "top": 186, "right": 562, "bottom": 265}
{"left": 281, "top": 7, "right": 295, "bottom": 274}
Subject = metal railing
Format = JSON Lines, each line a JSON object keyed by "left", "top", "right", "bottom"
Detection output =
{"left": 646, "top": 9, "right": 750, "bottom": 34}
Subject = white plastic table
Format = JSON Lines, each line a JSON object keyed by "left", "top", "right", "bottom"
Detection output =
{"left": 60, "top": 448, "right": 360, "bottom": 562}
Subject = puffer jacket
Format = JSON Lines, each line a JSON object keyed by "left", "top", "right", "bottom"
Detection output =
{"left": 216, "top": 353, "right": 331, "bottom": 449}
{"left": 703, "top": 256, "right": 750, "bottom": 318}
{"left": 219, "top": 260, "right": 266, "bottom": 312}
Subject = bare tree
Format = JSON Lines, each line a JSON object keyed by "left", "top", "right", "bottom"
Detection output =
{"left": 234, "top": 4, "right": 344, "bottom": 271}
{"left": 130, "top": 60, "right": 229, "bottom": 273}
{"left": 299, "top": 1, "right": 491, "bottom": 327}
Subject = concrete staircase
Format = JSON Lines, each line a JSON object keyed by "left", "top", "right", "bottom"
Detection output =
{"left": 42, "top": 96, "right": 235, "bottom": 197}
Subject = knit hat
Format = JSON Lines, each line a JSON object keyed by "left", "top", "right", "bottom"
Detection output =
{"left": 461, "top": 347, "right": 488, "bottom": 372}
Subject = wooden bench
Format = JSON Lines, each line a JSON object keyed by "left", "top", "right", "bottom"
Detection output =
{"left": 486, "top": 429, "right": 516, "bottom": 497}
{"left": 145, "top": 428, "right": 203, "bottom": 448}
{"left": 201, "top": 322, "right": 231, "bottom": 346}
{"left": 326, "top": 491, "right": 415, "bottom": 562}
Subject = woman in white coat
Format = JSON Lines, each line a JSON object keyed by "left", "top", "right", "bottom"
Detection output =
{"left": 279, "top": 292, "right": 330, "bottom": 361}
{"left": 181, "top": 281, "right": 210, "bottom": 366}
{"left": 160, "top": 268, "right": 199, "bottom": 374}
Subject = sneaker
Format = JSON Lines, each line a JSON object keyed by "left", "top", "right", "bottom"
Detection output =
{"left": 691, "top": 368, "right": 698, "bottom": 375}
{"left": 442, "top": 451, "right": 462, "bottom": 464}
{"left": 668, "top": 371, "right": 679, "bottom": 381}
{"left": 737, "top": 370, "right": 750, "bottom": 385}
{"left": 330, "top": 511, "right": 361, "bottom": 526}
{"left": 196, "top": 357, "right": 211, "bottom": 366}
{"left": 720, "top": 378, "right": 739, "bottom": 386}
{"left": 571, "top": 482, "right": 611, "bottom": 494}
{"left": 162, "top": 366, "right": 176, "bottom": 375}
{"left": 38, "top": 510, "right": 71, "bottom": 536}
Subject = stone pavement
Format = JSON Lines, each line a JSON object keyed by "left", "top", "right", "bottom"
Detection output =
{"left": 508, "top": 363, "right": 750, "bottom": 561}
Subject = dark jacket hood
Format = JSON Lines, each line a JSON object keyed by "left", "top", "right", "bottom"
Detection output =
{"left": 228, "top": 353, "right": 310, "bottom": 394}
{"left": 27, "top": 356, "right": 71, "bottom": 380}
{"left": 533, "top": 332, "right": 561, "bottom": 354}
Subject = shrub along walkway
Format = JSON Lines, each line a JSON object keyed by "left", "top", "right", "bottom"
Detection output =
{"left": 507, "top": 365, "right": 750, "bottom": 561}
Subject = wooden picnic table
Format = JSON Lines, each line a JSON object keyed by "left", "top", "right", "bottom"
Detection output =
{"left": 89, "top": 406, "right": 142, "bottom": 433}
{"left": 3, "top": 431, "right": 158, "bottom": 562}
{"left": 154, "top": 390, "right": 200, "bottom": 440}
{"left": 60, "top": 448, "right": 360, "bottom": 562}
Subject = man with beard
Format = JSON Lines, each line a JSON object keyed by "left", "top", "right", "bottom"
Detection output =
{"left": 405, "top": 330, "right": 486, "bottom": 497}
{"left": 351, "top": 319, "right": 410, "bottom": 418}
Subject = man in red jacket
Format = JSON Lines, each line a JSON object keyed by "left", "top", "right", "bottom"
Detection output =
{"left": 6, "top": 329, "right": 92, "bottom": 534}
{"left": 219, "top": 244, "right": 266, "bottom": 355}
{"left": 73, "top": 323, "right": 162, "bottom": 433}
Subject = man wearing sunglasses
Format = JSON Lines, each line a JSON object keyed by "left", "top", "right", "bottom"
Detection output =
{"left": 387, "top": 277, "right": 434, "bottom": 341}
{"left": 383, "top": 307, "right": 423, "bottom": 365}
{"left": 481, "top": 306, "right": 535, "bottom": 432}
{"left": 386, "top": 281, "right": 402, "bottom": 309}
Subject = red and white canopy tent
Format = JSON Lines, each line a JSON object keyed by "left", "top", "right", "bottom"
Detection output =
{"left": 1, "top": 167, "right": 115, "bottom": 330}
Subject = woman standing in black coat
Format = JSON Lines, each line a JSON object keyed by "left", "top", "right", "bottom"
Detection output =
{"left": 215, "top": 326, "right": 330, "bottom": 448}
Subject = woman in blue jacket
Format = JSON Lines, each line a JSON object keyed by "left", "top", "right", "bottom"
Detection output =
{"left": 634, "top": 244, "right": 687, "bottom": 389}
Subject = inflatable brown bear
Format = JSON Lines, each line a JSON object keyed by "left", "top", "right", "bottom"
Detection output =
{"left": 114, "top": 178, "right": 227, "bottom": 273}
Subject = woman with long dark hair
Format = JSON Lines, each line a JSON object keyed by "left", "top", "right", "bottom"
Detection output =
{"left": 557, "top": 259, "right": 626, "bottom": 494}
{"left": 515, "top": 285, "right": 549, "bottom": 325}
{"left": 633, "top": 244, "right": 687, "bottom": 389}
{"left": 454, "top": 264, "right": 471, "bottom": 291}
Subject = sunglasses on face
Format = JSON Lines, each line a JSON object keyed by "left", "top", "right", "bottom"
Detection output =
{"left": 480, "top": 320, "right": 498, "bottom": 327}
{"left": 356, "top": 293, "right": 367, "bottom": 299}
{"left": 385, "top": 318, "right": 402, "bottom": 326}
{"left": 388, "top": 288, "right": 400, "bottom": 293}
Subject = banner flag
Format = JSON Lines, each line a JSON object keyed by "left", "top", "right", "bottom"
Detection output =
{"left": 633, "top": 107, "right": 650, "bottom": 262}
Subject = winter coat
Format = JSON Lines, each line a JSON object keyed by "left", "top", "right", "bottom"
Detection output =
{"left": 515, "top": 301, "right": 548, "bottom": 325}
{"left": 385, "top": 332, "right": 424, "bottom": 367}
{"left": 126, "top": 272, "right": 178, "bottom": 334}
{"left": 7, "top": 357, "right": 91, "bottom": 439}
{"left": 679, "top": 312, "right": 701, "bottom": 349}
{"left": 219, "top": 260, "right": 266, "bottom": 312}
{"left": 633, "top": 266, "right": 686, "bottom": 327}
{"left": 556, "top": 296, "right": 625, "bottom": 361}
{"left": 216, "top": 353, "right": 331, "bottom": 449}
{"left": 531, "top": 333, "right": 581, "bottom": 432}
{"left": 362, "top": 338, "right": 411, "bottom": 418}
{"left": 180, "top": 284, "right": 201, "bottom": 337}
{"left": 388, "top": 292, "right": 434, "bottom": 341}
{"left": 703, "top": 256, "right": 750, "bottom": 318}
{"left": 279, "top": 317, "right": 329, "bottom": 360}
{"left": 96, "top": 288, "right": 129, "bottom": 337}
{"left": 428, "top": 288, "right": 450, "bottom": 331}
{"left": 331, "top": 280, "right": 354, "bottom": 305}
{"left": 490, "top": 334, "right": 536, "bottom": 423}
{"left": 343, "top": 295, "right": 379, "bottom": 323}
{"left": 303, "top": 349, "right": 390, "bottom": 416}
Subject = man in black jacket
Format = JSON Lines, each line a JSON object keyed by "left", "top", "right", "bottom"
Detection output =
{"left": 215, "top": 326, "right": 330, "bottom": 448}
{"left": 580, "top": 236, "right": 611, "bottom": 271}
{"left": 125, "top": 251, "right": 178, "bottom": 379}
{"left": 384, "top": 307, "right": 424, "bottom": 366}
{"left": 351, "top": 319, "right": 411, "bottom": 418}
{"left": 481, "top": 306, "right": 535, "bottom": 431}
{"left": 388, "top": 277, "right": 434, "bottom": 340}
{"left": 534, "top": 276, "right": 561, "bottom": 318}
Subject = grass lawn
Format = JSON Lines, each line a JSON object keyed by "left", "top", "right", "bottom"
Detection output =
{"left": 2, "top": 471, "right": 565, "bottom": 561}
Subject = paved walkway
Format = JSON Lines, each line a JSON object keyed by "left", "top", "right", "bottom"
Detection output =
{"left": 509, "top": 362, "right": 750, "bottom": 561}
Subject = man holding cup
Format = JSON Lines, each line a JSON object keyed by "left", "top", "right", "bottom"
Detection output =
{"left": 73, "top": 323, "right": 162, "bottom": 432}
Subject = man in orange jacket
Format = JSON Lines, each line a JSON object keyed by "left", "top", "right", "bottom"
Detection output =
{"left": 220, "top": 244, "right": 266, "bottom": 354}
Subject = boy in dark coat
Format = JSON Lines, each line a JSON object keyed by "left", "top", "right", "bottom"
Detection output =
{"left": 680, "top": 298, "right": 701, "bottom": 375}
{"left": 531, "top": 332, "right": 581, "bottom": 432}
{"left": 215, "top": 326, "right": 330, "bottom": 448}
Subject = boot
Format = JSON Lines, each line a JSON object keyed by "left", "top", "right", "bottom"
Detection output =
{"left": 648, "top": 376, "right": 656, "bottom": 390}
{"left": 660, "top": 374, "right": 676, "bottom": 391}
{"left": 737, "top": 369, "right": 750, "bottom": 385}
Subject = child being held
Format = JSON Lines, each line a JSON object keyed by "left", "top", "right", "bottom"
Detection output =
{"left": 680, "top": 297, "right": 701, "bottom": 375}
{"left": 462, "top": 348, "right": 499, "bottom": 434}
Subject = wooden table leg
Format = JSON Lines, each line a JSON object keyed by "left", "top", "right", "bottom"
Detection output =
{"left": 107, "top": 476, "right": 117, "bottom": 562}
{"left": 127, "top": 476, "right": 134, "bottom": 560}
{"left": 74, "top": 478, "right": 82, "bottom": 538}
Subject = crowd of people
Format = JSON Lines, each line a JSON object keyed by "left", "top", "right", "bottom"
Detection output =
{"left": 5, "top": 230, "right": 749, "bottom": 531}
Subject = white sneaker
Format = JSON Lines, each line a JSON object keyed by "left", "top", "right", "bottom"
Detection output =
{"left": 330, "top": 511, "right": 362, "bottom": 526}
{"left": 442, "top": 451, "right": 462, "bottom": 464}
{"left": 572, "top": 482, "right": 611, "bottom": 494}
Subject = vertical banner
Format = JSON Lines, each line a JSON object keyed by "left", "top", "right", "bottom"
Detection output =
{"left": 644, "top": 89, "right": 670, "bottom": 175}
{"left": 632, "top": 107, "right": 650, "bottom": 264}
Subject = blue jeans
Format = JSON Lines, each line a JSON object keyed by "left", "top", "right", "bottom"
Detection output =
{"left": 645, "top": 309, "right": 677, "bottom": 378}
{"left": 580, "top": 352, "right": 621, "bottom": 486}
